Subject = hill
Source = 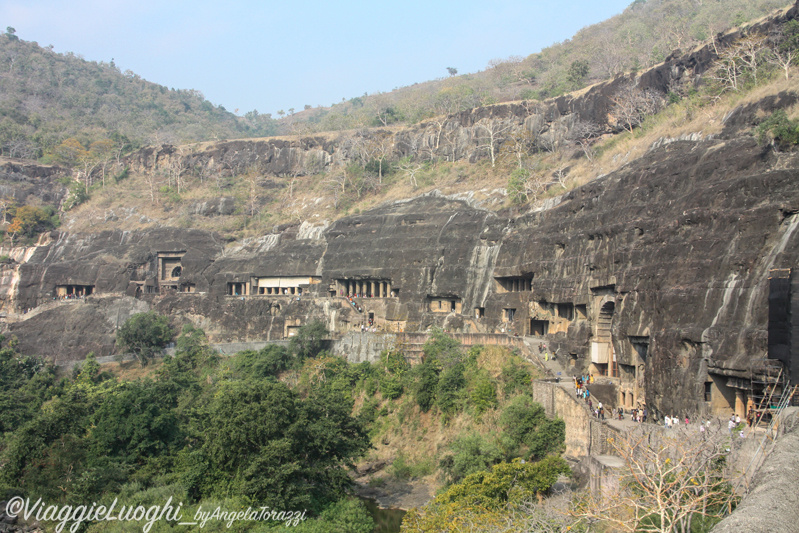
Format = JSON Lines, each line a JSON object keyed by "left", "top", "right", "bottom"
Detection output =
{"left": 0, "top": 28, "right": 278, "bottom": 161}
{"left": 285, "top": 0, "right": 790, "bottom": 133}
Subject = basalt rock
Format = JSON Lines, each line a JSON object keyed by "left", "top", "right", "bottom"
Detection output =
{"left": 4, "top": 129, "right": 799, "bottom": 420}
{"left": 0, "top": 159, "right": 68, "bottom": 208}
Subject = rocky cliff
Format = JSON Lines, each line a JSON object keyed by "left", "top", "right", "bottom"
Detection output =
{"left": 2, "top": 3, "right": 799, "bottom": 421}
{"left": 2, "top": 105, "right": 798, "bottom": 419}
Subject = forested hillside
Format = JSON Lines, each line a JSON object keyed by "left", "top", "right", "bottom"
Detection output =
{"left": 0, "top": 27, "right": 278, "bottom": 161}
{"left": 0, "top": 0, "right": 790, "bottom": 161}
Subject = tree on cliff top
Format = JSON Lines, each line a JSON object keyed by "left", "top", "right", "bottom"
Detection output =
{"left": 116, "top": 311, "right": 173, "bottom": 366}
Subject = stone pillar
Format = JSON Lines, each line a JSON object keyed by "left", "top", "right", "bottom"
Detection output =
{"left": 735, "top": 390, "right": 745, "bottom": 417}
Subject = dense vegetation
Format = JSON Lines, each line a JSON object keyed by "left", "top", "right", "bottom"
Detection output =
{"left": 0, "top": 27, "right": 278, "bottom": 162}
{"left": 0, "top": 319, "right": 568, "bottom": 532}
{"left": 0, "top": 323, "right": 375, "bottom": 531}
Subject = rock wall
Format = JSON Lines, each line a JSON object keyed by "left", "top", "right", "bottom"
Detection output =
{"left": 533, "top": 380, "right": 621, "bottom": 459}
{"left": 4, "top": 127, "right": 799, "bottom": 417}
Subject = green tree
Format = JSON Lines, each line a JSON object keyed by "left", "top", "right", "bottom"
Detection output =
{"left": 116, "top": 311, "right": 173, "bottom": 366}
{"left": 470, "top": 372, "right": 498, "bottom": 416}
{"left": 436, "top": 361, "right": 466, "bottom": 416}
{"left": 235, "top": 344, "right": 293, "bottom": 379}
{"left": 567, "top": 59, "right": 590, "bottom": 88}
{"left": 440, "top": 432, "right": 505, "bottom": 484}
{"left": 89, "top": 380, "right": 181, "bottom": 464}
{"left": 413, "top": 358, "right": 440, "bottom": 411}
{"left": 756, "top": 109, "right": 799, "bottom": 150}
{"left": 500, "top": 394, "right": 565, "bottom": 460}
{"left": 6, "top": 205, "right": 58, "bottom": 241}
{"left": 290, "top": 320, "right": 329, "bottom": 360}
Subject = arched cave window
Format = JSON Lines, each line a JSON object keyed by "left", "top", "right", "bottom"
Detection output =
{"left": 171, "top": 266, "right": 182, "bottom": 278}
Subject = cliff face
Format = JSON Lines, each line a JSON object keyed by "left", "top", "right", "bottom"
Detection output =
{"left": 2, "top": 3, "right": 799, "bottom": 418}
{"left": 3, "top": 117, "right": 799, "bottom": 418}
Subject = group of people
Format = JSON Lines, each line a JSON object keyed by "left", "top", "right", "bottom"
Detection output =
{"left": 663, "top": 415, "right": 691, "bottom": 429}
{"left": 727, "top": 413, "right": 742, "bottom": 433}
{"left": 345, "top": 296, "right": 363, "bottom": 313}
{"left": 574, "top": 374, "right": 594, "bottom": 393}
{"left": 54, "top": 293, "right": 86, "bottom": 301}
{"left": 620, "top": 407, "right": 647, "bottom": 423}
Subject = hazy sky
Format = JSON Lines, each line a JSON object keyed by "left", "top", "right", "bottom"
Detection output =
{"left": 1, "top": 0, "right": 632, "bottom": 116}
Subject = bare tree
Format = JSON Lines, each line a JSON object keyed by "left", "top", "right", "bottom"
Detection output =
{"left": 567, "top": 121, "right": 602, "bottom": 162}
{"left": 570, "top": 425, "right": 740, "bottom": 533}
{"left": 500, "top": 129, "right": 536, "bottom": 169}
{"left": 608, "top": 82, "right": 663, "bottom": 134}
{"left": 396, "top": 157, "right": 425, "bottom": 190}
{"left": 766, "top": 26, "right": 798, "bottom": 80}
{"left": 477, "top": 119, "right": 514, "bottom": 167}
{"left": 507, "top": 168, "right": 547, "bottom": 205}
{"left": 323, "top": 170, "right": 348, "bottom": 209}
{"left": 144, "top": 170, "right": 161, "bottom": 206}
{"left": 0, "top": 196, "right": 15, "bottom": 224}
{"left": 356, "top": 133, "right": 394, "bottom": 184}
{"left": 708, "top": 34, "right": 769, "bottom": 93}
{"left": 165, "top": 147, "right": 190, "bottom": 194}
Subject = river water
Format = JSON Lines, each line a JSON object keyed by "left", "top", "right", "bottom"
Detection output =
{"left": 361, "top": 497, "right": 406, "bottom": 533}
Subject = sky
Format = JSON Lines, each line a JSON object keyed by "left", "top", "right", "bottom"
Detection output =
{"left": 0, "top": 0, "right": 633, "bottom": 116}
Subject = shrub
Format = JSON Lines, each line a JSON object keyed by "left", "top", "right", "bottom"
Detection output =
{"left": 436, "top": 362, "right": 466, "bottom": 416}
{"left": 469, "top": 373, "right": 498, "bottom": 416}
{"left": 440, "top": 432, "right": 505, "bottom": 484}
{"left": 500, "top": 361, "right": 532, "bottom": 397}
{"left": 756, "top": 110, "right": 799, "bottom": 150}
{"left": 500, "top": 394, "right": 565, "bottom": 460}
{"left": 290, "top": 320, "right": 329, "bottom": 360}
{"left": 412, "top": 359, "right": 440, "bottom": 411}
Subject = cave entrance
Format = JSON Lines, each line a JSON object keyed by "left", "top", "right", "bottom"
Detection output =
{"left": 529, "top": 319, "right": 549, "bottom": 336}
{"left": 55, "top": 284, "right": 94, "bottom": 299}
{"left": 227, "top": 282, "right": 249, "bottom": 296}
{"left": 707, "top": 373, "right": 737, "bottom": 416}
